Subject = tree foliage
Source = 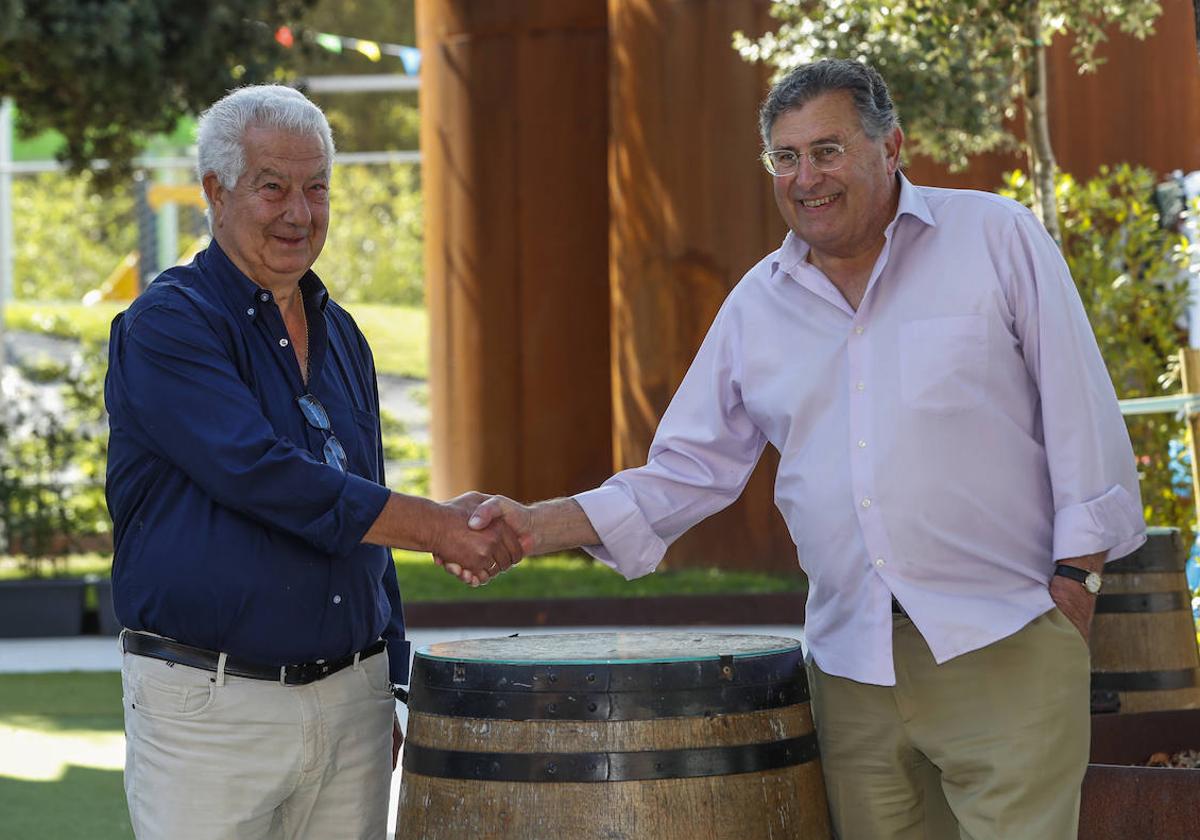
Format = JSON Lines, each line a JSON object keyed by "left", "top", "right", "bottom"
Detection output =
{"left": 1002, "top": 164, "right": 1194, "bottom": 536}
{"left": 0, "top": 0, "right": 314, "bottom": 188}
{"left": 315, "top": 162, "right": 424, "bottom": 306}
{"left": 736, "top": 0, "right": 1162, "bottom": 170}
{"left": 736, "top": 0, "right": 1165, "bottom": 241}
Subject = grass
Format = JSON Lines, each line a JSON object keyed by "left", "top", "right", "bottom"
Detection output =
{"left": 0, "top": 672, "right": 131, "bottom": 840}
{"left": 0, "top": 552, "right": 805, "bottom": 601}
{"left": 3, "top": 300, "right": 429, "bottom": 380}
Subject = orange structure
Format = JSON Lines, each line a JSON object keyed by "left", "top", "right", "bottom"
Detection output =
{"left": 418, "top": 0, "right": 1200, "bottom": 573}
{"left": 417, "top": 0, "right": 613, "bottom": 504}
{"left": 608, "top": 0, "right": 795, "bottom": 573}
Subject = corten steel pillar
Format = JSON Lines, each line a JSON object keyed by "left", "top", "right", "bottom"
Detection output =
{"left": 418, "top": 0, "right": 611, "bottom": 502}
{"left": 609, "top": 0, "right": 795, "bottom": 573}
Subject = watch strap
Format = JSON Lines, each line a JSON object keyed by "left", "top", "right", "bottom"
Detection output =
{"left": 1054, "top": 563, "right": 1101, "bottom": 592}
{"left": 1054, "top": 564, "right": 1090, "bottom": 584}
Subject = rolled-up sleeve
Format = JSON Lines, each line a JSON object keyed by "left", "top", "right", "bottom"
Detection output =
{"left": 110, "top": 300, "right": 390, "bottom": 557}
{"left": 573, "top": 303, "right": 768, "bottom": 577}
{"left": 1008, "top": 212, "right": 1147, "bottom": 562}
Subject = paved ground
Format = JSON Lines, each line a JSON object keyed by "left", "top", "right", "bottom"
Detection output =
{"left": 0, "top": 625, "right": 807, "bottom": 837}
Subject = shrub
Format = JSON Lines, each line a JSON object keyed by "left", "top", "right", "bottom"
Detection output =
{"left": 0, "top": 345, "right": 110, "bottom": 574}
{"left": 1001, "top": 165, "right": 1194, "bottom": 540}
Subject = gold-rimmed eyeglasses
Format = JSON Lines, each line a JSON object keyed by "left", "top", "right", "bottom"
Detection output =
{"left": 761, "top": 141, "right": 852, "bottom": 177}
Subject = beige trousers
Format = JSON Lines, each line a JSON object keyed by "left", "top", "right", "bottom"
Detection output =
{"left": 808, "top": 608, "right": 1090, "bottom": 840}
{"left": 121, "top": 646, "right": 396, "bottom": 840}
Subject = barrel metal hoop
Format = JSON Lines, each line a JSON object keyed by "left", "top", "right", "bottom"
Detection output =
{"left": 408, "top": 651, "right": 810, "bottom": 720}
{"left": 1106, "top": 531, "right": 1185, "bottom": 573}
{"left": 411, "top": 650, "right": 805, "bottom": 694}
{"left": 402, "top": 733, "right": 820, "bottom": 783}
{"left": 1091, "top": 668, "right": 1200, "bottom": 692}
{"left": 410, "top": 680, "right": 805, "bottom": 720}
{"left": 1094, "top": 591, "right": 1189, "bottom": 614}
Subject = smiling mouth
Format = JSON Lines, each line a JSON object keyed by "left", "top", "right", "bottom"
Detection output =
{"left": 798, "top": 194, "right": 839, "bottom": 209}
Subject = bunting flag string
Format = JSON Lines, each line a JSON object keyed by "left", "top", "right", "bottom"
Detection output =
{"left": 274, "top": 26, "right": 421, "bottom": 75}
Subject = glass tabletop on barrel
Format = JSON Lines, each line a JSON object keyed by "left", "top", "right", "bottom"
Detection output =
{"left": 417, "top": 632, "right": 802, "bottom": 665}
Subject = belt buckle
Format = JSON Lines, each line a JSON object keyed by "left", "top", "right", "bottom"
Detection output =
{"left": 281, "top": 659, "right": 329, "bottom": 686}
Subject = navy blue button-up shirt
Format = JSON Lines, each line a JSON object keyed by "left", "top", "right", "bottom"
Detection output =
{"left": 105, "top": 240, "right": 411, "bottom": 683}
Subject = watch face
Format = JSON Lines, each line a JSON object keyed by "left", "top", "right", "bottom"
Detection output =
{"left": 1084, "top": 572, "right": 1102, "bottom": 594}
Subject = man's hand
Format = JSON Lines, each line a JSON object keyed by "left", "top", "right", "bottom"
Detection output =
{"left": 428, "top": 496, "right": 523, "bottom": 587}
{"left": 1049, "top": 553, "right": 1105, "bottom": 642}
{"left": 429, "top": 494, "right": 533, "bottom": 586}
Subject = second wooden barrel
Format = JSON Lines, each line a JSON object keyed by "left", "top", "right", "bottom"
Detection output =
{"left": 395, "top": 632, "right": 831, "bottom": 839}
{"left": 1090, "top": 527, "right": 1200, "bottom": 713}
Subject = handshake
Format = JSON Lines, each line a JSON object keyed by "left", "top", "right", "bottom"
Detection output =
{"left": 427, "top": 492, "right": 537, "bottom": 587}
{"left": 422, "top": 492, "right": 600, "bottom": 587}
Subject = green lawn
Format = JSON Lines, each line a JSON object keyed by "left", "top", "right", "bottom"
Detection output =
{"left": 0, "top": 672, "right": 131, "bottom": 840}
{"left": 3, "top": 300, "right": 429, "bottom": 380}
{"left": 1, "top": 552, "right": 805, "bottom": 601}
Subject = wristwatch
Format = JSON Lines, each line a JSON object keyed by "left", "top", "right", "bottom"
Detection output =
{"left": 391, "top": 684, "right": 409, "bottom": 703}
{"left": 1054, "top": 563, "right": 1103, "bottom": 594}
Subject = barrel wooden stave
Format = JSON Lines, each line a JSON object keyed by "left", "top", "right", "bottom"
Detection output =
{"left": 407, "top": 703, "right": 815, "bottom": 753}
{"left": 1089, "top": 529, "right": 1200, "bottom": 713}
{"left": 398, "top": 763, "right": 827, "bottom": 840}
{"left": 395, "top": 633, "right": 830, "bottom": 839}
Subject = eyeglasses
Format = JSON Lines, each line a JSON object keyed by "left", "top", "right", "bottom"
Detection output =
{"left": 296, "top": 394, "right": 348, "bottom": 472}
{"left": 761, "top": 141, "right": 852, "bottom": 177}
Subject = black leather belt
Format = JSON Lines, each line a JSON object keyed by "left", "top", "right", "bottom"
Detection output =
{"left": 122, "top": 631, "right": 386, "bottom": 686}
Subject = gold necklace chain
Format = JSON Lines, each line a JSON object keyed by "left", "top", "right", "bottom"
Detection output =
{"left": 300, "top": 290, "right": 310, "bottom": 386}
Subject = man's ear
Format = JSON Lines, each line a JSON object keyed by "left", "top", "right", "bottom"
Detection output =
{"left": 202, "top": 173, "right": 226, "bottom": 226}
{"left": 885, "top": 126, "right": 904, "bottom": 176}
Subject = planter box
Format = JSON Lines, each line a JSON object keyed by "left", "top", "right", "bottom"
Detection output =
{"left": 1080, "top": 710, "right": 1200, "bottom": 840}
{"left": 0, "top": 578, "right": 87, "bottom": 637}
{"left": 94, "top": 578, "right": 121, "bottom": 636}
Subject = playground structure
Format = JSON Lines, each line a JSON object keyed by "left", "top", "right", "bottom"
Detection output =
{"left": 83, "top": 180, "right": 209, "bottom": 305}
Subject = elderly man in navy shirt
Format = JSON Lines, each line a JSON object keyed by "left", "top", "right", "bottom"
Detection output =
{"left": 105, "top": 84, "right": 521, "bottom": 840}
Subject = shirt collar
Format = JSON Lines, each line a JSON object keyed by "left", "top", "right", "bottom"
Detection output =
{"left": 199, "top": 238, "right": 330, "bottom": 320}
{"left": 771, "top": 171, "right": 937, "bottom": 277}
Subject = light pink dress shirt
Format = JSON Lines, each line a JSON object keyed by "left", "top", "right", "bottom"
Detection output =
{"left": 574, "top": 174, "right": 1146, "bottom": 685}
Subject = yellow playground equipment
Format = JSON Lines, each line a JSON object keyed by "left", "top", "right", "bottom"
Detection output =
{"left": 84, "top": 183, "right": 209, "bottom": 305}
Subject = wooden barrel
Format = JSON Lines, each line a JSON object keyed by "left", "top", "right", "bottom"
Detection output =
{"left": 395, "top": 632, "right": 831, "bottom": 839}
{"left": 1090, "top": 527, "right": 1200, "bottom": 713}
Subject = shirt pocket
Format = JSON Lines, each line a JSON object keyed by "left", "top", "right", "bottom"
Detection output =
{"left": 348, "top": 406, "right": 381, "bottom": 479}
{"left": 899, "top": 315, "right": 987, "bottom": 414}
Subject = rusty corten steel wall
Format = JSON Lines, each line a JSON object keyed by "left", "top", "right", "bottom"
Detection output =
{"left": 608, "top": 0, "right": 797, "bottom": 573}
{"left": 906, "top": 0, "right": 1200, "bottom": 190}
{"left": 417, "top": 0, "right": 612, "bottom": 503}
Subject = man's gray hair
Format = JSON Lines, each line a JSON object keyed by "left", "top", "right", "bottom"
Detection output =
{"left": 196, "top": 84, "right": 335, "bottom": 211}
{"left": 759, "top": 59, "right": 899, "bottom": 147}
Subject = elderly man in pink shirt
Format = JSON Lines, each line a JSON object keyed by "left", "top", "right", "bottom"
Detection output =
{"left": 460, "top": 59, "right": 1144, "bottom": 839}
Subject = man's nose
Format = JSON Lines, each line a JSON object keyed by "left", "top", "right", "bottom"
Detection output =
{"left": 790, "top": 154, "right": 824, "bottom": 190}
{"left": 281, "top": 188, "right": 312, "bottom": 227}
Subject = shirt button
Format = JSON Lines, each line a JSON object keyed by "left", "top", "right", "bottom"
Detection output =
{"left": 855, "top": 381, "right": 865, "bottom": 391}
{"left": 246, "top": 307, "right": 255, "bottom": 316}
{"left": 260, "top": 292, "right": 270, "bottom": 302}
{"left": 279, "top": 338, "right": 290, "bottom": 348}
{"left": 875, "top": 557, "right": 885, "bottom": 567}
{"left": 861, "top": 497, "right": 872, "bottom": 508}
{"left": 854, "top": 326, "right": 864, "bottom": 335}
{"left": 857, "top": 439, "right": 867, "bottom": 448}
{"left": 332, "top": 594, "right": 342, "bottom": 605}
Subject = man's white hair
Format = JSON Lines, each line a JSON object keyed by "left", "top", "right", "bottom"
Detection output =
{"left": 196, "top": 84, "right": 335, "bottom": 223}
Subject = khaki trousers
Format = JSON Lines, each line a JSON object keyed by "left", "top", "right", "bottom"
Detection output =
{"left": 121, "top": 646, "right": 396, "bottom": 840}
{"left": 808, "top": 608, "right": 1090, "bottom": 840}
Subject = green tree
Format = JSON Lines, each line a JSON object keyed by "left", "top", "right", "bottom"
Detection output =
{"left": 296, "top": 0, "right": 418, "bottom": 152}
{"left": 1002, "top": 164, "right": 1193, "bottom": 536}
{"left": 314, "top": 162, "right": 424, "bottom": 305}
{"left": 736, "top": 0, "right": 1164, "bottom": 244}
{"left": 0, "top": 0, "right": 315, "bottom": 188}
{"left": 11, "top": 172, "right": 136, "bottom": 301}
